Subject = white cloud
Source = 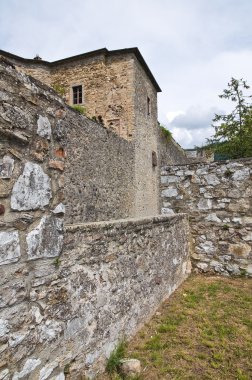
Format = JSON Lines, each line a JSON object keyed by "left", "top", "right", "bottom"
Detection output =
{"left": 170, "top": 127, "right": 214, "bottom": 149}
{"left": 1, "top": 0, "right": 252, "bottom": 148}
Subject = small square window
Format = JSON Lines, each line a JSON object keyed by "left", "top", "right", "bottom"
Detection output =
{"left": 72, "top": 85, "right": 83, "bottom": 104}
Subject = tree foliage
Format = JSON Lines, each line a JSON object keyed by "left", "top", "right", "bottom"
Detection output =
{"left": 208, "top": 77, "right": 252, "bottom": 159}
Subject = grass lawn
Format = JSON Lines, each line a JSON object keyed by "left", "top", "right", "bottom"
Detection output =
{"left": 98, "top": 275, "right": 252, "bottom": 380}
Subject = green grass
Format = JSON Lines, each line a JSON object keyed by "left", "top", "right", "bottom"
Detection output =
{"left": 106, "top": 341, "right": 126, "bottom": 375}
{"left": 71, "top": 104, "right": 86, "bottom": 114}
{"left": 98, "top": 275, "right": 252, "bottom": 379}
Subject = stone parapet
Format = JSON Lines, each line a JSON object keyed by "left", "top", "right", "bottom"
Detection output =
{"left": 1, "top": 214, "right": 190, "bottom": 379}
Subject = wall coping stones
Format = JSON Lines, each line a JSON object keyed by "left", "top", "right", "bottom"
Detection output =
{"left": 65, "top": 214, "right": 188, "bottom": 233}
{"left": 162, "top": 157, "right": 252, "bottom": 169}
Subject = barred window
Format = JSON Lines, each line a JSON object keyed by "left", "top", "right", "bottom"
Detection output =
{"left": 72, "top": 85, "right": 83, "bottom": 104}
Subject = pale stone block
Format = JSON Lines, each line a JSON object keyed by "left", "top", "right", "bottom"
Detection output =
{"left": 197, "top": 198, "right": 212, "bottom": 210}
{"left": 39, "top": 361, "right": 58, "bottom": 380}
{"left": 161, "top": 208, "right": 175, "bottom": 215}
{"left": 205, "top": 213, "right": 221, "bottom": 223}
{"left": 26, "top": 216, "right": 63, "bottom": 260}
{"left": 0, "top": 368, "right": 9, "bottom": 380}
{"left": 13, "top": 358, "right": 41, "bottom": 380}
{"left": 11, "top": 162, "right": 52, "bottom": 211}
{"left": 232, "top": 168, "right": 250, "bottom": 181}
{"left": 52, "top": 203, "right": 65, "bottom": 215}
{"left": 37, "top": 115, "right": 52, "bottom": 140}
{"left": 0, "top": 155, "right": 14, "bottom": 178}
{"left": 0, "top": 319, "right": 9, "bottom": 338}
{"left": 0, "top": 231, "right": 20, "bottom": 265}
{"left": 161, "top": 188, "right": 178, "bottom": 198}
{"left": 119, "top": 359, "right": 141, "bottom": 377}
{"left": 204, "top": 174, "right": 220, "bottom": 186}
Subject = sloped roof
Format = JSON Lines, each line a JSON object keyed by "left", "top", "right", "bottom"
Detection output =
{"left": 0, "top": 47, "right": 161, "bottom": 92}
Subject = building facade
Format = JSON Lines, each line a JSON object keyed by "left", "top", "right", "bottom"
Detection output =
{"left": 0, "top": 47, "right": 162, "bottom": 216}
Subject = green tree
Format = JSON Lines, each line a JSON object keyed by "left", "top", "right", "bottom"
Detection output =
{"left": 208, "top": 77, "right": 252, "bottom": 158}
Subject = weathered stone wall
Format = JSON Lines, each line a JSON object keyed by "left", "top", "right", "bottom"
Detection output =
{"left": 0, "top": 58, "right": 192, "bottom": 379}
{"left": 1, "top": 214, "right": 190, "bottom": 380}
{"left": 133, "top": 58, "right": 159, "bottom": 216}
{"left": 0, "top": 57, "right": 135, "bottom": 225}
{"left": 2, "top": 51, "right": 161, "bottom": 218}
{"left": 161, "top": 159, "right": 252, "bottom": 276}
{"left": 158, "top": 129, "right": 190, "bottom": 166}
{"left": 3, "top": 53, "right": 136, "bottom": 141}
{"left": 7, "top": 58, "right": 52, "bottom": 87}
{"left": 51, "top": 54, "right": 135, "bottom": 140}
{"left": 64, "top": 115, "right": 135, "bottom": 223}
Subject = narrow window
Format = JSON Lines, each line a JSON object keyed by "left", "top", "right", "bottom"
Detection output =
{"left": 147, "top": 96, "right": 150, "bottom": 115}
{"left": 72, "top": 85, "right": 83, "bottom": 104}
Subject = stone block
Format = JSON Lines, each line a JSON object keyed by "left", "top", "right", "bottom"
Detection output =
{"left": 49, "top": 160, "right": 64, "bottom": 171}
{"left": 205, "top": 213, "right": 221, "bottom": 223}
{"left": 37, "top": 115, "right": 51, "bottom": 139}
{"left": 119, "top": 359, "right": 141, "bottom": 377}
{"left": 26, "top": 216, "right": 64, "bottom": 260}
{"left": 0, "top": 231, "right": 20, "bottom": 266}
{"left": 232, "top": 168, "right": 250, "bottom": 181}
{"left": 12, "top": 358, "right": 41, "bottom": 380}
{"left": 204, "top": 174, "right": 220, "bottom": 186}
{"left": 229, "top": 243, "right": 251, "bottom": 258}
{"left": 0, "top": 155, "right": 14, "bottom": 178}
{"left": 197, "top": 198, "right": 212, "bottom": 210}
{"left": 161, "top": 188, "right": 178, "bottom": 198}
{"left": 11, "top": 162, "right": 52, "bottom": 211}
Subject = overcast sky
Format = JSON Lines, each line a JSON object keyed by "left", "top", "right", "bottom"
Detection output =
{"left": 1, "top": 0, "right": 252, "bottom": 148}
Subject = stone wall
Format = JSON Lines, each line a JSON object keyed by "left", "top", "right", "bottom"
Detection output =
{"left": 161, "top": 159, "right": 252, "bottom": 276}
{"left": 51, "top": 54, "right": 135, "bottom": 140}
{"left": 8, "top": 58, "right": 52, "bottom": 87}
{"left": 1, "top": 214, "right": 190, "bottom": 380}
{"left": 2, "top": 50, "right": 161, "bottom": 218}
{"left": 158, "top": 129, "right": 190, "bottom": 166}
{"left": 133, "top": 58, "right": 159, "bottom": 216}
{"left": 0, "top": 56, "right": 191, "bottom": 379}
{"left": 58, "top": 111, "right": 135, "bottom": 224}
{"left": 0, "top": 57, "right": 135, "bottom": 225}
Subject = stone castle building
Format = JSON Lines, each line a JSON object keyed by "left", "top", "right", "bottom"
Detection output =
{"left": 0, "top": 47, "right": 161, "bottom": 140}
{"left": 0, "top": 47, "right": 188, "bottom": 219}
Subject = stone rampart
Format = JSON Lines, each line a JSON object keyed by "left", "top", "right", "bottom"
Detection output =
{"left": 161, "top": 159, "right": 252, "bottom": 276}
{"left": 0, "top": 214, "right": 190, "bottom": 379}
{"left": 158, "top": 129, "right": 190, "bottom": 166}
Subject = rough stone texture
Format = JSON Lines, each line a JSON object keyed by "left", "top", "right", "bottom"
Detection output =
{"left": 158, "top": 130, "right": 190, "bottom": 166}
{"left": 119, "top": 359, "right": 141, "bottom": 376}
{"left": 0, "top": 155, "right": 14, "bottom": 179}
{"left": 26, "top": 216, "right": 64, "bottom": 260}
{"left": 0, "top": 57, "right": 134, "bottom": 222}
{"left": 161, "top": 159, "right": 252, "bottom": 276}
{"left": 0, "top": 215, "right": 190, "bottom": 379}
{"left": 3, "top": 50, "right": 162, "bottom": 218}
{"left": 11, "top": 162, "right": 52, "bottom": 211}
{"left": 63, "top": 115, "right": 135, "bottom": 223}
{"left": 0, "top": 231, "right": 20, "bottom": 265}
{"left": 37, "top": 115, "right": 51, "bottom": 140}
{"left": 0, "top": 55, "right": 191, "bottom": 379}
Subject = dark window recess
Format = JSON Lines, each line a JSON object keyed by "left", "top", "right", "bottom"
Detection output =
{"left": 73, "top": 85, "right": 83, "bottom": 104}
{"left": 152, "top": 151, "right": 157, "bottom": 167}
{"left": 147, "top": 96, "right": 151, "bottom": 115}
